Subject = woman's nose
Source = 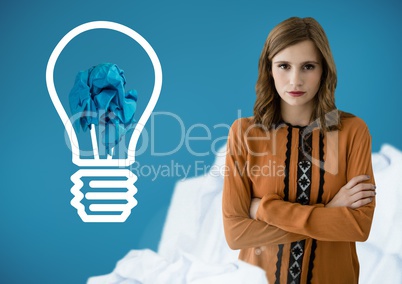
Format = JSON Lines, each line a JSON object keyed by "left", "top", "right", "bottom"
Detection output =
{"left": 289, "top": 69, "right": 303, "bottom": 86}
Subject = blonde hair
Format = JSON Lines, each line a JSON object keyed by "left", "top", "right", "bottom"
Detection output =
{"left": 253, "top": 17, "right": 350, "bottom": 131}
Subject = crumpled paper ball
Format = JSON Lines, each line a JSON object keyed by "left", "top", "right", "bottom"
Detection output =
{"left": 69, "top": 63, "right": 137, "bottom": 155}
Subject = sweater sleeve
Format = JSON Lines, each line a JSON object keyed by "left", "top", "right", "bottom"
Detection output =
{"left": 222, "top": 119, "right": 307, "bottom": 249}
{"left": 255, "top": 120, "right": 375, "bottom": 242}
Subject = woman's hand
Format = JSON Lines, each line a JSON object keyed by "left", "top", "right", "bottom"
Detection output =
{"left": 326, "top": 175, "right": 376, "bottom": 209}
{"left": 250, "top": 198, "right": 261, "bottom": 219}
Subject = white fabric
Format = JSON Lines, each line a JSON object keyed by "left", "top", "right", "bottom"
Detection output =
{"left": 357, "top": 144, "right": 402, "bottom": 283}
{"left": 87, "top": 249, "right": 268, "bottom": 284}
{"left": 88, "top": 143, "right": 402, "bottom": 284}
{"left": 158, "top": 146, "right": 238, "bottom": 265}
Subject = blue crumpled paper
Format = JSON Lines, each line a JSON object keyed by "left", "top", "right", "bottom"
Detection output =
{"left": 69, "top": 63, "right": 137, "bottom": 155}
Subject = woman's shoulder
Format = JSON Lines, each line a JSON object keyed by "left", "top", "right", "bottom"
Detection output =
{"left": 230, "top": 117, "right": 255, "bottom": 131}
{"left": 339, "top": 111, "right": 369, "bottom": 130}
{"left": 229, "top": 117, "right": 271, "bottom": 140}
{"left": 338, "top": 111, "right": 371, "bottom": 142}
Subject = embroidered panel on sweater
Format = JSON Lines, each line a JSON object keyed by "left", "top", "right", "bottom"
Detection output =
{"left": 276, "top": 126, "right": 314, "bottom": 284}
{"left": 288, "top": 128, "right": 312, "bottom": 284}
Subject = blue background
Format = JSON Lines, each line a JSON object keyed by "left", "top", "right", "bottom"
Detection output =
{"left": 1, "top": 0, "right": 401, "bottom": 283}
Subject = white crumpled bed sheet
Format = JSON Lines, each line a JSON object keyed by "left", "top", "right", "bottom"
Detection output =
{"left": 88, "top": 143, "right": 402, "bottom": 284}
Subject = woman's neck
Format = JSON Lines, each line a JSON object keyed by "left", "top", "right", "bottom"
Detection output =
{"left": 280, "top": 102, "right": 313, "bottom": 126}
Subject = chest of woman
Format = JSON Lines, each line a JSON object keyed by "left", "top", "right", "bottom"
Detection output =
{"left": 245, "top": 126, "right": 347, "bottom": 205}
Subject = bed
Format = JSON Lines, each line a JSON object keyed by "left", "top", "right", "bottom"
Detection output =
{"left": 88, "top": 143, "right": 402, "bottom": 283}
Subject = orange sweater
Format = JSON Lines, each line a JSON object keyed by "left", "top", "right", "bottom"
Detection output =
{"left": 222, "top": 114, "right": 375, "bottom": 284}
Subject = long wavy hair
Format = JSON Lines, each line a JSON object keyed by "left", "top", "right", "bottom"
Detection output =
{"left": 253, "top": 17, "right": 351, "bottom": 132}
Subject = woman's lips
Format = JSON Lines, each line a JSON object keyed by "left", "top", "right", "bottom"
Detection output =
{"left": 288, "top": 91, "right": 305, "bottom": 97}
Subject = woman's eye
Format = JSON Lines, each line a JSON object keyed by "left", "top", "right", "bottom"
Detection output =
{"left": 279, "top": 64, "right": 289, "bottom": 70}
{"left": 303, "top": 64, "right": 315, "bottom": 70}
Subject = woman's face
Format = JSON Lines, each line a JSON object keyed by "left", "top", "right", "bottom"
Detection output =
{"left": 271, "top": 40, "right": 323, "bottom": 109}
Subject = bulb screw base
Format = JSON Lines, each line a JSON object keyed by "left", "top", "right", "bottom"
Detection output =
{"left": 70, "top": 168, "right": 138, "bottom": 222}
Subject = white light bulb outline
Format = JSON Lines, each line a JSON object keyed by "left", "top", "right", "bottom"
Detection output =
{"left": 46, "top": 21, "right": 162, "bottom": 167}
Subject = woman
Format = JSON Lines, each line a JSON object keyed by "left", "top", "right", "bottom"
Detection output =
{"left": 222, "top": 17, "right": 376, "bottom": 284}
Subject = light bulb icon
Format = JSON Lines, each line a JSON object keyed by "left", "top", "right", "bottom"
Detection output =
{"left": 46, "top": 21, "right": 162, "bottom": 222}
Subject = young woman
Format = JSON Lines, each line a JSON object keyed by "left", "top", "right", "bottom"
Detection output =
{"left": 222, "top": 17, "right": 376, "bottom": 284}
